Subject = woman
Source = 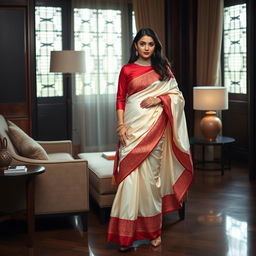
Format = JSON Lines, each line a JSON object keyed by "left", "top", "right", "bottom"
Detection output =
{"left": 107, "top": 28, "right": 193, "bottom": 251}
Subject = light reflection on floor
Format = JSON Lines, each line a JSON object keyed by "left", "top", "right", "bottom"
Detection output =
{"left": 89, "top": 246, "right": 95, "bottom": 256}
{"left": 197, "top": 209, "right": 223, "bottom": 225}
{"left": 226, "top": 215, "right": 247, "bottom": 256}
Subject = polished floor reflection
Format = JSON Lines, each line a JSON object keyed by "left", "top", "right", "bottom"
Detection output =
{"left": 0, "top": 161, "right": 255, "bottom": 256}
{"left": 226, "top": 215, "right": 248, "bottom": 256}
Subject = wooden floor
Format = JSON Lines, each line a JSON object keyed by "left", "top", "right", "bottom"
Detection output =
{"left": 0, "top": 161, "right": 255, "bottom": 256}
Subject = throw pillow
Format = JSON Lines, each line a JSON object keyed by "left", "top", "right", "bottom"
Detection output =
{"left": 7, "top": 121, "right": 49, "bottom": 160}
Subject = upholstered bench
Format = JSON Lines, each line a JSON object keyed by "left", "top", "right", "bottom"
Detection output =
{"left": 78, "top": 152, "right": 117, "bottom": 223}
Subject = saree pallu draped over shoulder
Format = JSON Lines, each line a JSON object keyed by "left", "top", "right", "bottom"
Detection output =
{"left": 107, "top": 69, "right": 193, "bottom": 246}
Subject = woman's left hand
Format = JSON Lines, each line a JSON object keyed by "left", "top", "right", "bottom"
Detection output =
{"left": 140, "top": 97, "right": 161, "bottom": 108}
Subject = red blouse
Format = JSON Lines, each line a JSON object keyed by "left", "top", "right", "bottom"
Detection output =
{"left": 116, "top": 63, "right": 174, "bottom": 110}
{"left": 116, "top": 63, "right": 154, "bottom": 110}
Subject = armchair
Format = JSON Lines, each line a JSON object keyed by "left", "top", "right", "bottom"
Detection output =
{"left": 0, "top": 115, "right": 89, "bottom": 231}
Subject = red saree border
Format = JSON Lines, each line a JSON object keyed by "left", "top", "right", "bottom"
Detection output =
{"left": 114, "top": 112, "right": 168, "bottom": 185}
{"left": 127, "top": 70, "right": 160, "bottom": 96}
{"left": 162, "top": 169, "right": 193, "bottom": 213}
{"left": 159, "top": 95, "right": 193, "bottom": 172}
{"left": 107, "top": 214, "right": 162, "bottom": 246}
{"left": 159, "top": 94, "right": 193, "bottom": 212}
{"left": 108, "top": 167, "right": 192, "bottom": 246}
{"left": 107, "top": 169, "right": 192, "bottom": 246}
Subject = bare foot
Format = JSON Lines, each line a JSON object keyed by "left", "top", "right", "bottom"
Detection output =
{"left": 151, "top": 236, "right": 161, "bottom": 247}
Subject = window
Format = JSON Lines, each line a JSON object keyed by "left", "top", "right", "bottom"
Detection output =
{"left": 74, "top": 7, "right": 136, "bottom": 96}
{"left": 35, "top": 6, "right": 63, "bottom": 97}
{"left": 74, "top": 8, "right": 122, "bottom": 95}
{"left": 35, "top": 3, "right": 135, "bottom": 97}
{"left": 223, "top": 3, "right": 246, "bottom": 94}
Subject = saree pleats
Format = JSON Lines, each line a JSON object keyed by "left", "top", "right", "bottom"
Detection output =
{"left": 107, "top": 137, "right": 165, "bottom": 246}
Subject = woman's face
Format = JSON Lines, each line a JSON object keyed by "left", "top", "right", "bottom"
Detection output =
{"left": 135, "top": 35, "right": 155, "bottom": 60}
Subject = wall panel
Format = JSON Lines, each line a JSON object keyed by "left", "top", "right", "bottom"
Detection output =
{"left": 0, "top": 0, "right": 34, "bottom": 135}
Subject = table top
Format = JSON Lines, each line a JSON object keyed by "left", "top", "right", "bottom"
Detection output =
{"left": 0, "top": 165, "right": 45, "bottom": 178}
{"left": 190, "top": 136, "right": 235, "bottom": 145}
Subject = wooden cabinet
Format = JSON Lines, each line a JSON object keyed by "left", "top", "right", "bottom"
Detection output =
{"left": 0, "top": 0, "right": 35, "bottom": 135}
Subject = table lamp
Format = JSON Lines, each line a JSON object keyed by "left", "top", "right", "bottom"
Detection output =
{"left": 193, "top": 86, "right": 228, "bottom": 141}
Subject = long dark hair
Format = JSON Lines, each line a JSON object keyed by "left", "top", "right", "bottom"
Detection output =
{"left": 128, "top": 28, "right": 171, "bottom": 81}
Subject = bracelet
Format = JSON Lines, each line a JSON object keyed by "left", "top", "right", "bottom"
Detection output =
{"left": 117, "top": 123, "right": 125, "bottom": 129}
{"left": 117, "top": 123, "right": 125, "bottom": 127}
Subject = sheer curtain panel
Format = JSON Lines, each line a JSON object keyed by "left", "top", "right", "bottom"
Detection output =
{"left": 71, "top": 0, "right": 132, "bottom": 152}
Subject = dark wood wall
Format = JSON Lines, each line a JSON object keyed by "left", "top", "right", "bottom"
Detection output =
{"left": 248, "top": 0, "right": 256, "bottom": 180}
{"left": 0, "top": 0, "right": 71, "bottom": 140}
{"left": 0, "top": 0, "right": 35, "bottom": 135}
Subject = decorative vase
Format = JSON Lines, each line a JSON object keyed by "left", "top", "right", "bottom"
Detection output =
{"left": 0, "top": 137, "right": 12, "bottom": 171}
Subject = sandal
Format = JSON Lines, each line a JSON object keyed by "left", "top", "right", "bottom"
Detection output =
{"left": 119, "top": 246, "right": 131, "bottom": 252}
{"left": 150, "top": 236, "right": 161, "bottom": 247}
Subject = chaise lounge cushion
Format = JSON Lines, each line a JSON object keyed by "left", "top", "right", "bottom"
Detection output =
{"left": 78, "top": 152, "right": 116, "bottom": 194}
{"left": 7, "top": 121, "right": 49, "bottom": 160}
{"left": 78, "top": 152, "right": 117, "bottom": 208}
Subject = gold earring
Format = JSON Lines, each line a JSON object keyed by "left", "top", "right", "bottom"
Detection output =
{"left": 135, "top": 50, "right": 138, "bottom": 56}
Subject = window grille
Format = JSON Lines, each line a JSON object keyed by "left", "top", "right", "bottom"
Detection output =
{"left": 74, "top": 8, "right": 122, "bottom": 95}
{"left": 35, "top": 6, "right": 63, "bottom": 97}
{"left": 223, "top": 4, "right": 246, "bottom": 94}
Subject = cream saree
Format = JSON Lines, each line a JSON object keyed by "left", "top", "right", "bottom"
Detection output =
{"left": 107, "top": 70, "right": 193, "bottom": 246}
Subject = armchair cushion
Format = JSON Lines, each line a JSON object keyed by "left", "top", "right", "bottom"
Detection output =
{"left": 48, "top": 153, "right": 74, "bottom": 161}
{"left": 7, "top": 121, "right": 49, "bottom": 160}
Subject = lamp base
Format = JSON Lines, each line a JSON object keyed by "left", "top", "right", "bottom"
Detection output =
{"left": 200, "top": 111, "right": 222, "bottom": 141}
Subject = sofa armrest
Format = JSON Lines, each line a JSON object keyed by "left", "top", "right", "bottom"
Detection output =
{"left": 11, "top": 157, "right": 89, "bottom": 214}
{"left": 11, "top": 154, "right": 84, "bottom": 165}
{"left": 34, "top": 161, "right": 89, "bottom": 214}
{"left": 37, "top": 140, "right": 72, "bottom": 154}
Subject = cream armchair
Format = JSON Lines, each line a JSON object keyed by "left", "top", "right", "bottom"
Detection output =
{"left": 0, "top": 115, "right": 89, "bottom": 231}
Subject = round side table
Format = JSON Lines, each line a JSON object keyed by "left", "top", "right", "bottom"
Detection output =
{"left": 190, "top": 136, "right": 235, "bottom": 175}
{"left": 0, "top": 165, "right": 45, "bottom": 247}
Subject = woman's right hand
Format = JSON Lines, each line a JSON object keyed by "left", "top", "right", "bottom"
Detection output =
{"left": 117, "top": 124, "right": 128, "bottom": 146}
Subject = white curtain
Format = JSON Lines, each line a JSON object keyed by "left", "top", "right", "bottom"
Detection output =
{"left": 71, "top": 0, "right": 132, "bottom": 152}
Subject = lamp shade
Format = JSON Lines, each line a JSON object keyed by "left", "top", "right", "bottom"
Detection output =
{"left": 193, "top": 86, "right": 228, "bottom": 110}
{"left": 50, "top": 50, "right": 85, "bottom": 73}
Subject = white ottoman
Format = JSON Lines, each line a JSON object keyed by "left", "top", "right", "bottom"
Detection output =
{"left": 78, "top": 152, "right": 117, "bottom": 222}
